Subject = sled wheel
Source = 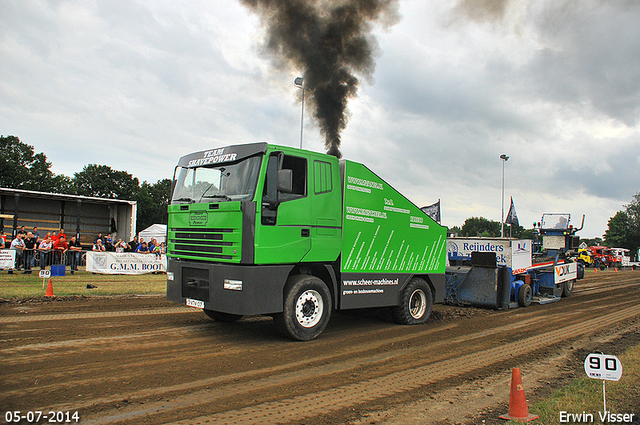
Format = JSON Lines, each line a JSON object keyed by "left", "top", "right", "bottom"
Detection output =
{"left": 393, "top": 278, "right": 433, "bottom": 325}
{"left": 518, "top": 284, "right": 532, "bottom": 307}
{"left": 562, "top": 279, "right": 574, "bottom": 297}
{"left": 275, "top": 275, "right": 332, "bottom": 341}
{"left": 204, "top": 309, "right": 243, "bottom": 322}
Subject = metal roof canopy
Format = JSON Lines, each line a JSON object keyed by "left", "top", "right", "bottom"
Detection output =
{"left": 0, "top": 187, "right": 136, "bottom": 206}
{"left": 0, "top": 187, "right": 137, "bottom": 242}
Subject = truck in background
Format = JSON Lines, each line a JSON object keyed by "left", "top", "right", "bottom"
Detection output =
{"left": 589, "top": 245, "right": 615, "bottom": 269}
{"left": 610, "top": 247, "right": 631, "bottom": 268}
{"left": 166, "top": 143, "right": 446, "bottom": 340}
{"left": 631, "top": 249, "right": 640, "bottom": 269}
{"left": 571, "top": 248, "right": 593, "bottom": 267}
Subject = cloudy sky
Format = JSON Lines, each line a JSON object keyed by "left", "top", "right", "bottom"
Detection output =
{"left": 2, "top": 0, "right": 639, "bottom": 238}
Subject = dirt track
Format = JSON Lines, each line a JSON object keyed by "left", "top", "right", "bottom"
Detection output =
{"left": 2, "top": 270, "right": 640, "bottom": 424}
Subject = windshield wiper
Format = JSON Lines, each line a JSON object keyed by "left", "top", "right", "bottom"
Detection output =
{"left": 173, "top": 197, "right": 194, "bottom": 204}
{"left": 201, "top": 194, "right": 232, "bottom": 201}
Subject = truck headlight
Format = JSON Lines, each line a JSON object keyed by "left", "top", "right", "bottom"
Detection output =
{"left": 224, "top": 279, "right": 243, "bottom": 291}
{"left": 167, "top": 272, "right": 174, "bottom": 281}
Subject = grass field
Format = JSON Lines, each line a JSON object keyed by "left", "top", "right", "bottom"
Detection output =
{"left": 0, "top": 268, "right": 166, "bottom": 298}
{"left": 521, "top": 343, "right": 640, "bottom": 424}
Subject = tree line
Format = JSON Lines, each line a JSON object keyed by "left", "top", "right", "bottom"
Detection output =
{"left": 0, "top": 135, "right": 170, "bottom": 232}
{"left": 602, "top": 193, "right": 640, "bottom": 256}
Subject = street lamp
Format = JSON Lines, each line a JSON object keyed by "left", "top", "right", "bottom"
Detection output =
{"left": 294, "top": 77, "right": 305, "bottom": 149}
{"left": 500, "top": 154, "right": 509, "bottom": 237}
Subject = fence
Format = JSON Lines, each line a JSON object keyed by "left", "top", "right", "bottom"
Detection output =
{"left": 7, "top": 249, "right": 87, "bottom": 270}
{"left": 3, "top": 249, "right": 167, "bottom": 274}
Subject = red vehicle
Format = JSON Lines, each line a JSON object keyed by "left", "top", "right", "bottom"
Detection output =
{"left": 588, "top": 246, "right": 614, "bottom": 268}
{"left": 610, "top": 248, "right": 631, "bottom": 268}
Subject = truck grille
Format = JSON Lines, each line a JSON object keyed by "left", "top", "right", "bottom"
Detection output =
{"left": 169, "top": 228, "right": 237, "bottom": 261}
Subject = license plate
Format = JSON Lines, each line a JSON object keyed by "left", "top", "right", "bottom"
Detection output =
{"left": 186, "top": 298, "right": 205, "bottom": 309}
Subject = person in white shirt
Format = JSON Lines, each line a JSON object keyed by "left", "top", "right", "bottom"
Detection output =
{"left": 10, "top": 234, "right": 25, "bottom": 270}
{"left": 38, "top": 236, "right": 53, "bottom": 270}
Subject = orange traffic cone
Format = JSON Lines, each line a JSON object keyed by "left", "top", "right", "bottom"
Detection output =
{"left": 499, "top": 368, "right": 539, "bottom": 422}
{"left": 45, "top": 279, "right": 55, "bottom": 297}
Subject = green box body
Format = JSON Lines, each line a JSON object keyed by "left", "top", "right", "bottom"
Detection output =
{"left": 166, "top": 143, "right": 446, "bottom": 315}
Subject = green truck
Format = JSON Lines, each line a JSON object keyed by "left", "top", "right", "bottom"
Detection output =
{"left": 166, "top": 143, "right": 447, "bottom": 340}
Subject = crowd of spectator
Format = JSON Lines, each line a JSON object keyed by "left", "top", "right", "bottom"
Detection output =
{"left": 2, "top": 227, "right": 166, "bottom": 273}
{"left": 91, "top": 233, "right": 164, "bottom": 256}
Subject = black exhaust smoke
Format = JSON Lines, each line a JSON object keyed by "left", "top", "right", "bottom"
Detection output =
{"left": 240, "top": 0, "right": 400, "bottom": 158}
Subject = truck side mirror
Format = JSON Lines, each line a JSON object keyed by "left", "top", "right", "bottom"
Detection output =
{"left": 277, "top": 169, "right": 293, "bottom": 193}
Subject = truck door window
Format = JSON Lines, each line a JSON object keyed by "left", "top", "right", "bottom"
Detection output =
{"left": 313, "top": 160, "right": 332, "bottom": 194}
{"left": 280, "top": 155, "right": 307, "bottom": 201}
{"left": 261, "top": 154, "right": 307, "bottom": 225}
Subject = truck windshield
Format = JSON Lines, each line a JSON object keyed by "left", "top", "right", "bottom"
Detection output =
{"left": 540, "top": 214, "right": 570, "bottom": 230}
{"left": 171, "top": 156, "right": 261, "bottom": 204}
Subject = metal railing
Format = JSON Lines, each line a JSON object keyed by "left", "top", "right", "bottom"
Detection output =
{"left": 7, "top": 249, "right": 87, "bottom": 270}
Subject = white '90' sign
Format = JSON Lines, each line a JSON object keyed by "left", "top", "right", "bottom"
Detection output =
{"left": 584, "top": 353, "right": 623, "bottom": 381}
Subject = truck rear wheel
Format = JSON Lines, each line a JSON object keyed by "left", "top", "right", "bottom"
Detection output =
{"left": 562, "top": 279, "right": 574, "bottom": 297}
{"left": 518, "top": 284, "right": 532, "bottom": 307}
{"left": 204, "top": 310, "right": 243, "bottom": 322}
{"left": 275, "top": 275, "right": 332, "bottom": 341}
{"left": 392, "top": 278, "right": 433, "bottom": 325}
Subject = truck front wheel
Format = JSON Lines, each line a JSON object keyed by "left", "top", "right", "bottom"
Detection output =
{"left": 393, "top": 278, "right": 433, "bottom": 325}
{"left": 275, "top": 275, "right": 332, "bottom": 341}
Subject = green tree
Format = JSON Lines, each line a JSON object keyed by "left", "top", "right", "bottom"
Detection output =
{"left": 580, "top": 237, "right": 603, "bottom": 247}
{"left": 604, "top": 192, "right": 640, "bottom": 256}
{"left": 73, "top": 164, "right": 140, "bottom": 199}
{"left": 135, "top": 179, "right": 171, "bottom": 231}
{"left": 448, "top": 225, "right": 463, "bottom": 236}
{"left": 603, "top": 211, "right": 631, "bottom": 247}
{"left": 0, "top": 135, "right": 69, "bottom": 192}
{"left": 460, "top": 217, "right": 501, "bottom": 237}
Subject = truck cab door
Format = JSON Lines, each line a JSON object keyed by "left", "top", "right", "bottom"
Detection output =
{"left": 255, "top": 152, "right": 312, "bottom": 264}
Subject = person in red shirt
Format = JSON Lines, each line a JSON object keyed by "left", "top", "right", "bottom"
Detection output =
{"left": 53, "top": 236, "right": 69, "bottom": 265}
{"left": 58, "top": 229, "right": 68, "bottom": 241}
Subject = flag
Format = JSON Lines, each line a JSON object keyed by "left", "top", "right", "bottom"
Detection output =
{"left": 505, "top": 197, "right": 519, "bottom": 227}
{"left": 421, "top": 199, "right": 441, "bottom": 223}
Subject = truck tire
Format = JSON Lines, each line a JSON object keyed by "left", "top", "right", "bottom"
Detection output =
{"left": 518, "top": 284, "right": 532, "bottom": 307}
{"left": 275, "top": 275, "right": 332, "bottom": 341}
{"left": 204, "top": 309, "right": 243, "bottom": 322}
{"left": 562, "top": 279, "right": 574, "bottom": 297}
{"left": 392, "top": 278, "right": 433, "bottom": 325}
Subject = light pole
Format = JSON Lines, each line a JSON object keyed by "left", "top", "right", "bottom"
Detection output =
{"left": 500, "top": 154, "right": 509, "bottom": 237}
{"left": 294, "top": 77, "right": 305, "bottom": 149}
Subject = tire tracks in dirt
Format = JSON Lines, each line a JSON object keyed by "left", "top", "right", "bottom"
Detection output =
{"left": 88, "top": 304, "right": 640, "bottom": 425}
{"left": 74, "top": 302, "right": 640, "bottom": 423}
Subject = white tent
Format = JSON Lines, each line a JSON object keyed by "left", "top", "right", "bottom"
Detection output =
{"left": 138, "top": 224, "right": 167, "bottom": 244}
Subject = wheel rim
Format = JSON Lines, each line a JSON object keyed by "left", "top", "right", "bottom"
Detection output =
{"left": 525, "top": 287, "right": 532, "bottom": 303}
{"left": 295, "top": 289, "right": 323, "bottom": 328}
{"left": 409, "top": 289, "right": 427, "bottom": 319}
